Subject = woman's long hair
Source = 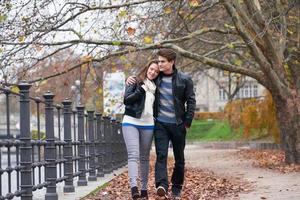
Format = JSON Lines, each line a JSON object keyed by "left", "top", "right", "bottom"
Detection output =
{"left": 136, "top": 59, "right": 158, "bottom": 83}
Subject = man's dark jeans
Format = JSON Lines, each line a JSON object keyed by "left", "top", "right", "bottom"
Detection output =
{"left": 154, "top": 121, "right": 186, "bottom": 192}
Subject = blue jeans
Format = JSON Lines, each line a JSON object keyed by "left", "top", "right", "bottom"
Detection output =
{"left": 154, "top": 121, "right": 186, "bottom": 192}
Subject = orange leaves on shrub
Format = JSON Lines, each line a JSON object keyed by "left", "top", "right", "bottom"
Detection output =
{"left": 224, "top": 99, "right": 244, "bottom": 129}
{"left": 224, "top": 90, "right": 280, "bottom": 142}
{"left": 241, "top": 102, "right": 259, "bottom": 139}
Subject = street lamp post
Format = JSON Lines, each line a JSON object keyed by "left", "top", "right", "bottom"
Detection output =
{"left": 71, "top": 80, "right": 81, "bottom": 110}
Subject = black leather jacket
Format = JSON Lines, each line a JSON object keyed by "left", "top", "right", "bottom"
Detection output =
{"left": 154, "top": 69, "right": 196, "bottom": 127}
{"left": 123, "top": 82, "right": 146, "bottom": 118}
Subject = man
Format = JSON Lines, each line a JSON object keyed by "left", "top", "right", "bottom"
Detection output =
{"left": 127, "top": 49, "right": 196, "bottom": 199}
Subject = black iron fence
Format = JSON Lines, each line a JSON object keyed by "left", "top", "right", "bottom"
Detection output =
{"left": 0, "top": 82, "right": 127, "bottom": 200}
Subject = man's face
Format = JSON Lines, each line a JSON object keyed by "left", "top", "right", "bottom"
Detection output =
{"left": 158, "top": 56, "right": 174, "bottom": 75}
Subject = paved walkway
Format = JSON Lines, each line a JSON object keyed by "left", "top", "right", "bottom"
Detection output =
{"left": 32, "top": 167, "right": 126, "bottom": 200}
{"left": 29, "top": 144, "right": 299, "bottom": 200}
{"left": 184, "top": 145, "right": 300, "bottom": 200}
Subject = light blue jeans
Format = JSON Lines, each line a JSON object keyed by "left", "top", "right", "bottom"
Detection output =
{"left": 122, "top": 126, "right": 153, "bottom": 190}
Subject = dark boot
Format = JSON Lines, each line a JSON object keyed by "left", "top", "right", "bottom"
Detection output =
{"left": 141, "top": 190, "right": 148, "bottom": 199}
{"left": 131, "top": 186, "right": 140, "bottom": 199}
{"left": 171, "top": 186, "right": 181, "bottom": 199}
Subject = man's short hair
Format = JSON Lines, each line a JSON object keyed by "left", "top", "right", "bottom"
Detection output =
{"left": 157, "top": 49, "right": 176, "bottom": 62}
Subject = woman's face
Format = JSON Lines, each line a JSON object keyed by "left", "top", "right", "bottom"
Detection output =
{"left": 146, "top": 63, "right": 159, "bottom": 80}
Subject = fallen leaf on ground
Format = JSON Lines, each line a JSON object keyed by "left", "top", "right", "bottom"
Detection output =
{"left": 237, "top": 149, "right": 300, "bottom": 173}
{"left": 84, "top": 156, "right": 250, "bottom": 200}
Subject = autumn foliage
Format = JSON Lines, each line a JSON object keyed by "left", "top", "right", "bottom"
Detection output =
{"left": 194, "top": 112, "right": 225, "bottom": 120}
{"left": 224, "top": 91, "right": 280, "bottom": 142}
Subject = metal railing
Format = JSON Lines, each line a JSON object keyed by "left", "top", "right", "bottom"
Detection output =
{"left": 0, "top": 82, "right": 127, "bottom": 200}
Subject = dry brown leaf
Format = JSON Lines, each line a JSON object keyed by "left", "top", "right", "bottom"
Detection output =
{"left": 84, "top": 156, "right": 250, "bottom": 200}
{"left": 237, "top": 150, "right": 300, "bottom": 173}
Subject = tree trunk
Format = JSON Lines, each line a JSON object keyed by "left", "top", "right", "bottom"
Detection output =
{"left": 273, "top": 93, "right": 300, "bottom": 164}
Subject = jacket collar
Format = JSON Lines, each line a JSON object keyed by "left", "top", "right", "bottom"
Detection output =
{"left": 159, "top": 68, "right": 178, "bottom": 78}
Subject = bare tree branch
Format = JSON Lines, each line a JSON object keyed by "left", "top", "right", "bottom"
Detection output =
{"left": 222, "top": 1, "right": 289, "bottom": 96}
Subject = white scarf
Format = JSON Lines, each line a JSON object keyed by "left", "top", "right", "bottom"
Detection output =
{"left": 141, "top": 79, "right": 156, "bottom": 117}
{"left": 143, "top": 78, "right": 156, "bottom": 94}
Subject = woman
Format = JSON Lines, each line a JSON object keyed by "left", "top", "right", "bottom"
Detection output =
{"left": 122, "top": 60, "right": 159, "bottom": 199}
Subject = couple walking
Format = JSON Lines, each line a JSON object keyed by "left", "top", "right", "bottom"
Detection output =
{"left": 122, "top": 49, "right": 196, "bottom": 199}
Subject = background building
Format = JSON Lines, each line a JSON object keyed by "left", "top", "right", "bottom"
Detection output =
{"left": 193, "top": 69, "right": 265, "bottom": 112}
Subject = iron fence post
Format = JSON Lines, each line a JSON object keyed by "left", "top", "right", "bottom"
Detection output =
{"left": 103, "top": 116, "right": 112, "bottom": 174}
{"left": 108, "top": 118, "right": 113, "bottom": 173}
{"left": 87, "top": 110, "right": 97, "bottom": 181}
{"left": 111, "top": 119, "right": 117, "bottom": 171}
{"left": 116, "top": 121, "right": 122, "bottom": 168}
{"left": 77, "top": 105, "right": 87, "bottom": 186}
{"left": 18, "top": 82, "right": 33, "bottom": 200}
{"left": 95, "top": 113, "right": 104, "bottom": 177}
{"left": 62, "top": 99, "right": 75, "bottom": 192}
{"left": 43, "top": 91, "right": 58, "bottom": 200}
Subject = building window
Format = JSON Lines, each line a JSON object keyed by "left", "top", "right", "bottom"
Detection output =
{"left": 219, "top": 88, "right": 227, "bottom": 101}
{"left": 236, "top": 84, "right": 258, "bottom": 98}
{"left": 253, "top": 85, "right": 258, "bottom": 97}
{"left": 244, "top": 85, "right": 249, "bottom": 97}
{"left": 249, "top": 85, "right": 252, "bottom": 97}
{"left": 240, "top": 88, "right": 244, "bottom": 98}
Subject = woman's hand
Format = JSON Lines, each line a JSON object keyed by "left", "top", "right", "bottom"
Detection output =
{"left": 126, "top": 76, "right": 137, "bottom": 85}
